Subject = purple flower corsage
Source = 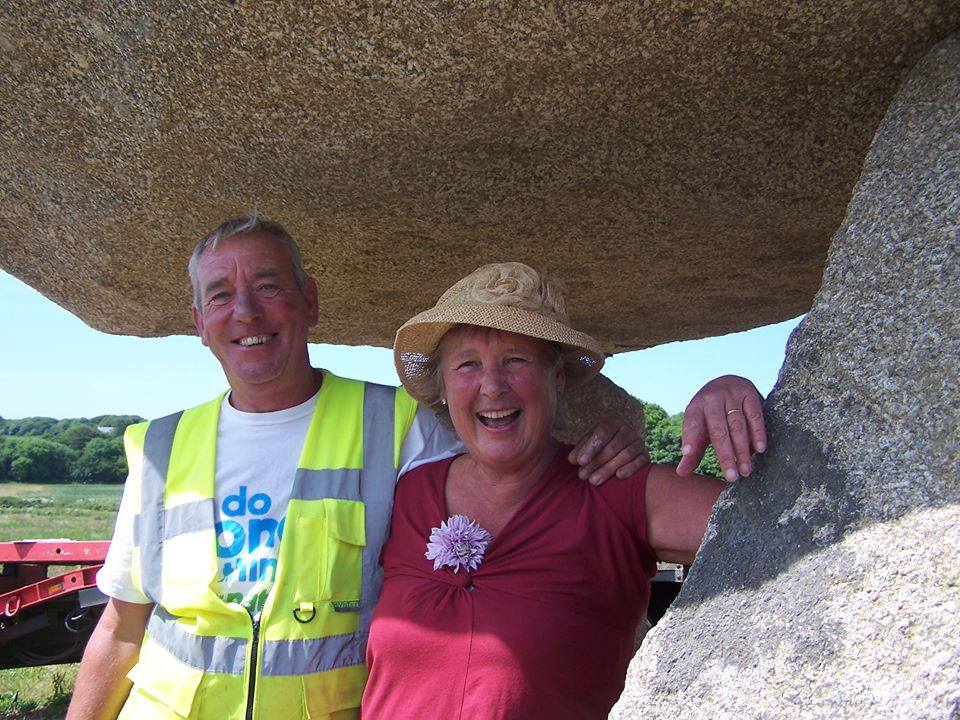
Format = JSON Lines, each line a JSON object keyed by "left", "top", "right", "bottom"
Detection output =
{"left": 425, "top": 515, "right": 492, "bottom": 573}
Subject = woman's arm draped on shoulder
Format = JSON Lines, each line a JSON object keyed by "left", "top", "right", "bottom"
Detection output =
{"left": 644, "top": 465, "right": 726, "bottom": 566}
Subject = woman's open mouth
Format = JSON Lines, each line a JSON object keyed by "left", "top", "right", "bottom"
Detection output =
{"left": 476, "top": 409, "right": 521, "bottom": 429}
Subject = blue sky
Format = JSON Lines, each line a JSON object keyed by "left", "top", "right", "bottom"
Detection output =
{"left": 0, "top": 269, "right": 802, "bottom": 420}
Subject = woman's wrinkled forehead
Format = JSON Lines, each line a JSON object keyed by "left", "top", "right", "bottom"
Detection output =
{"left": 437, "top": 324, "right": 560, "bottom": 364}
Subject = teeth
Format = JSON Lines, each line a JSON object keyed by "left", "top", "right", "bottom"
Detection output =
{"left": 239, "top": 335, "right": 270, "bottom": 346}
{"left": 478, "top": 409, "right": 518, "bottom": 419}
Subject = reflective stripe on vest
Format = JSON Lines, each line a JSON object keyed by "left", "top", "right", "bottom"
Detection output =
{"left": 148, "top": 607, "right": 247, "bottom": 674}
{"left": 146, "top": 608, "right": 365, "bottom": 676}
{"left": 133, "top": 380, "right": 400, "bottom": 677}
{"left": 358, "top": 383, "right": 395, "bottom": 641}
{"left": 137, "top": 410, "right": 182, "bottom": 603}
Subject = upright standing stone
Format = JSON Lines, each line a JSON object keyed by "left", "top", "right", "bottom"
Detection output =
{"left": 611, "top": 32, "right": 960, "bottom": 720}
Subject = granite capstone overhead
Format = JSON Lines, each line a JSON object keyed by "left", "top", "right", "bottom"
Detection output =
{"left": 1, "top": 2, "right": 957, "bottom": 350}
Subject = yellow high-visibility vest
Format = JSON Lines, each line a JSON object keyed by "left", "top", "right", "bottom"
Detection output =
{"left": 118, "top": 371, "right": 419, "bottom": 720}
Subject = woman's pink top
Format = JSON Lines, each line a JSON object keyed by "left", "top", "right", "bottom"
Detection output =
{"left": 362, "top": 445, "right": 657, "bottom": 720}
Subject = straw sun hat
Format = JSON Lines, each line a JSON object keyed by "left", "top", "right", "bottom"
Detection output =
{"left": 394, "top": 262, "right": 605, "bottom": 407}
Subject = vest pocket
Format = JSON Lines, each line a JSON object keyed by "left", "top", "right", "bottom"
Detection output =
{"left": 122, "top": 638, "right": 204, "bottom": 719}
{"left": 321, "top": 499, "right": 365, "bottom": 604}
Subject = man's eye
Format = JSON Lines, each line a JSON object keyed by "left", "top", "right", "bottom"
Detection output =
{"left": 257, "top": 284, "right": 281, "bottom": 297}
{"left": 207, "top": 292, "right": 231, "bottom": 305}
{"left": 505, "top": 356, "right": 527, "bottom": 366}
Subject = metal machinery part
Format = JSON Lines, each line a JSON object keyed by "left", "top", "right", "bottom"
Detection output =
{"left": 648, "top": 563, "right": 686, "bottom": 626}
{"left": 0, "top": 541, "right": 109, "bottom": 669}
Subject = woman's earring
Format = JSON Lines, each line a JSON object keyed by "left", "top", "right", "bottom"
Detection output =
{"left": 441, "top": 398, "right": 447, "bottom": 405}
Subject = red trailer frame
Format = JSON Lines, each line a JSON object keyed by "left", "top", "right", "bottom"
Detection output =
{"left": 0, "top": 541, "right": 109, "bottom": 669}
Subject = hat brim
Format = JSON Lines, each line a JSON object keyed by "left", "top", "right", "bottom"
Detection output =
{"left": 394, "top": 302, "right": 605, "bottom": 407}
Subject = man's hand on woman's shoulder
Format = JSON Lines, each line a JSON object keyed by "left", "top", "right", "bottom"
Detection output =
{"left": 567, "top": 417, "right": 650, "bottom": 485}
{"left": 564, "top": 375, "right": 766, "bottom": 487}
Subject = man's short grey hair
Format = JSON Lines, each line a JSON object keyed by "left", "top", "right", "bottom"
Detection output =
{"left": 189, "top": 214, "right": 308, "bottom": 309}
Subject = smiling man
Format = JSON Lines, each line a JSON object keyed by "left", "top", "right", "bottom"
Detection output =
{"left": 66, "top": 216, "right": 682, "bottom": 720}
{"left": 189, "top": 230, "right": 320, "bottom": 412}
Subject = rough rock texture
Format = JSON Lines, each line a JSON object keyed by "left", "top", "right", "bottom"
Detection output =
{"left": 611, "top": 32, "right": 960, "bottom": 720}
{"left": 1, "top": 3, "right": 958, "bottom": 351}
{"left": 557, "top": 374, "right": 646, "bottom": 448}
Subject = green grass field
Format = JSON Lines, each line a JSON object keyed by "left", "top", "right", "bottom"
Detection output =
{"left": 0, "top": 665, "right": 74, "bottom": 720}
{"left": 0, "top": 483, "right": 121, "bottom": 542}
{"left": 0, "top": 483, "right": 121, "bottom": 719}
{"left": 0, "top": 483, "right": 123, "bottom": 501}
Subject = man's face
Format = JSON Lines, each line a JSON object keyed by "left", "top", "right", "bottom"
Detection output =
{"left": 191, "top": 233, "right": 318, "bottom": 408}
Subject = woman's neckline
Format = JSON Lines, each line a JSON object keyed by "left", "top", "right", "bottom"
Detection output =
{"left": 441, "top": 441, "right": 567, "bottom": 541}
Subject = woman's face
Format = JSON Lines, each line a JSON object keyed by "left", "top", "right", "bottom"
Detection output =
{"left": 439, "top": 326, "right": 564, "bottom": 475}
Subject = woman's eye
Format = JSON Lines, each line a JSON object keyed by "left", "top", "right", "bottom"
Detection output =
{"left": 456, "top": 360, "right": 478, "bottom": 370}
{"left": 505, "top": 356, "right": 527, "bottom": 366}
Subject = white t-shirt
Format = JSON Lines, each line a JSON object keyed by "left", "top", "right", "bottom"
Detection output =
{"left": 97, "top": 383, "right": 461, "bottom": 610}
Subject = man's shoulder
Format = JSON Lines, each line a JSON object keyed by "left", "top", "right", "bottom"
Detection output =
{"left": 320, "top": 371, "right": 421, "bottom": 422}
{"left": 125, "top": 393, "right": 226, "bottom": 442}
{"left": 318, "top": 369, "right": 400, "bottom": 395}
{"left": 147, "top": 393, "right": 226, "bottom": 424}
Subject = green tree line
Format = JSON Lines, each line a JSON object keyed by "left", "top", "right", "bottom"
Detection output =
{"left": 641, "top": 402, "right": 722, "bottom": 478}
{"left": 0, "top": 415, "right": 143, "bottom": 484}
{"left": 0, "top": 404, "right": 717, "bottom": 485}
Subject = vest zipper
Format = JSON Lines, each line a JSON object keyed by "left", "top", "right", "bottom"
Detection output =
{"left": 245, "top": 611, "right": 262, "bottom": 720}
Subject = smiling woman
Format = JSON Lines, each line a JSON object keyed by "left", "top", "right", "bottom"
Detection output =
{"left": 361, "top": 262, "right": 738, "bottom": 720}
{"left": 437, "top": 327, "right": 564, "bottom": 498}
